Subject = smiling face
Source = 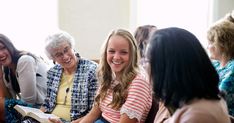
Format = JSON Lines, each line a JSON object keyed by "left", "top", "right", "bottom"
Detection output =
{"left": 51, "top": 41, "right": 77, "bottom": 73}
{"left": 0, "top": 42, "right": 12, "bottom": 66}
{"left": 106, "top": 35, "right": 130, "bottom": 77}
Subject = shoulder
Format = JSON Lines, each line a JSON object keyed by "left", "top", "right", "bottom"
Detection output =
{"left": 212, "top": 60, "right": 220, "bottom": 68}
{"left": 131, "top": 73, "right": 150, "bottom": 87}
{"left": 78, "top": 58, "right": 98, "bottom": 70}
{"left": 127, "top": 73, "right": 152, "bottom": 97}
{"left": 227, "top": 59, "right": 234, "bottom": 69}
{"left": 223, "top": 59, "right": 234, "bottom": 77}
{"left": 47, "top": 64, "right": 62, "bottom": 75}
{"left": 18, "top": 55, "right": 36, "bottom": 64}
{"left": 169, "top": 99, "right": 230, "bottom": 123}
{"left": 17, "top": 55, "right": 36, "bottom": 69}
{"left": 49, "top": 64, "right": 61, "bottom": 71}
{"left": 80, "top": 58, "right": 97, "bottom": 66}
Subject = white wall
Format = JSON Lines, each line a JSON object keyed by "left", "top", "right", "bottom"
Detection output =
{"left": 130, "top": 0, "right": 211, "bottom": 48}
{"left": 0, "top": 0, "right": 58, "bottom": 58}
{"left": 58, "top": 0, "right": 233, "bottom": 60}
{"left": 210, "top": 0, "right": 234, "bottom": 23}
{"left": 58, "top": 0, "right": 130, "bottom": 60}
{"left": 1, "top": 0, "right": 232, "bottom": 60}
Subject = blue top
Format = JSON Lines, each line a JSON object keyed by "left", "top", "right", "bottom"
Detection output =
{"left": 213, "top": 59, "right": 234, "bottom": 116}
{"left": 42, "top": 58, "right": 98, "bottom": 121}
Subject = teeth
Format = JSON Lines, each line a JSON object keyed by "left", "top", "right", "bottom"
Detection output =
{"left": 64, "top": 59, "right": 71, "bottom": 63}
{"left": 113, "top": 61, "right": 121, "bottom": 65}
{"left": 0, "top": 56, "right": 6, "bottom": 61}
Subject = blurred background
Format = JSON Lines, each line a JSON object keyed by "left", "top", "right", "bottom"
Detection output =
{"left": 0, "top": 0, "right": 233, "bottom": 61}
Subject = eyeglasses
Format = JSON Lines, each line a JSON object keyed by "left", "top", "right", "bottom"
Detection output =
{"left": 53, "top": 46, "right": 71, "bottom": 59}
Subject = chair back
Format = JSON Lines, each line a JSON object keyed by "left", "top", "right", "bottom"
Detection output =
{"left": 145, "top": 97, "right": 159, "bottom": 123}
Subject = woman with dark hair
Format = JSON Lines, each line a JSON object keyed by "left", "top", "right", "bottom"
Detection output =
{"left": 134, "top": 25, "right": 157, "bottom": 68}
{"left": 0, "top": 34, "right": 49, "bottom": 122}
{"left": 147, "top": 27, "right": 230, "bottom": 122}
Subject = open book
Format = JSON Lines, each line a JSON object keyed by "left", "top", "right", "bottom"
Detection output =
{"left": 14, "top": 105, "right": 59, "bottom": 123}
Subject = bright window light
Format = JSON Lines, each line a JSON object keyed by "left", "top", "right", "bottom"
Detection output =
{"left": 0, "top": 0, "right": 58, "bottom": 58}
{"left": 135, "top": 0, "right": 211, "bottom": 47}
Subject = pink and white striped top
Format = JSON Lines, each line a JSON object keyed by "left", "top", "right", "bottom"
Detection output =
{"left": 99, "top": 73, "right": 152, "bottom": 123}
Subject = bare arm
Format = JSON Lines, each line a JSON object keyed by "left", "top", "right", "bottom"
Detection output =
{"left": 74, "top": 105, "right": 101, "bottom": 123}
{"left": 0, "top": 96, "right": 4, "bottom": 122}
{"left": 119, "top": 114, "right": 138, "bottom": 123}
{"left": 0, "top": 81, "right": 4, "bottom": 98}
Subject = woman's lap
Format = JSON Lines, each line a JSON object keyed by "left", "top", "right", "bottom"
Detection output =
{"left": 4, "top": 99, "right": 35, "bottom": 123}
{"left": 94, "top": 116, "right": 110, "bottom": 123}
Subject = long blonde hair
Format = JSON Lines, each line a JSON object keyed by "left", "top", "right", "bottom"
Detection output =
{"left": 95, "top": 29, "right": 140, "bottom": 109}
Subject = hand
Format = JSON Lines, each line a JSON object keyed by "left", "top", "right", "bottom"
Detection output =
{"left": 40, "top": 106, "right": 46, "bottom": 112}
{"left": 48, "top": 117, "right": 63, "bottom": 123}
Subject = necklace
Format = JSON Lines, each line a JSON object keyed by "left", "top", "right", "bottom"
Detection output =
{"left": 61, "top": 73, "right": 74, "bottom": 105}
{"left": 64, "top": 87, "right": 70, "bottom": 105}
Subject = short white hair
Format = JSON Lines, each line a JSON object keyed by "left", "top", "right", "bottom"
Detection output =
{"left": 44, "top": 30, "right": 75, "bottom": 59}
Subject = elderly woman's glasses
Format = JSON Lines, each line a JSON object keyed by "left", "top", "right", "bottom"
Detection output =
{"left": 53, "top": 46, "right": 71, "bottom": 59}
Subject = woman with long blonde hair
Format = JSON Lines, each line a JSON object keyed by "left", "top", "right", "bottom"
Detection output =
{"left": 77, "top": 29, "right": 152, "bottom": 123}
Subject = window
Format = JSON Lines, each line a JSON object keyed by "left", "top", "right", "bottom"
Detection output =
{"left": 0, "top": 0, "right": 58, "bottom": 58}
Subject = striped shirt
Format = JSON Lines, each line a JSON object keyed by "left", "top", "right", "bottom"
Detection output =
{"left": 99, "top": 73, "right": 152, "bottom": 123}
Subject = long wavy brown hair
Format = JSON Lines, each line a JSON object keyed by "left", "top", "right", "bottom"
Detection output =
{"left": 95, "top": 29, "right": 140, "bottom": 110}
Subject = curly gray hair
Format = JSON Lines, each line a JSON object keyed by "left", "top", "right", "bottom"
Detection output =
{"left": 44, "top": 30, "right": 75, "bottom": 59}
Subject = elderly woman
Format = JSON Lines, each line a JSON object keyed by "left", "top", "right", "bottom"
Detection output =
{"left": 207, "top": 11, "right": 234, "bottom": 116}
{"left": 39, "top": 30, "right": 98, "bottom": 122}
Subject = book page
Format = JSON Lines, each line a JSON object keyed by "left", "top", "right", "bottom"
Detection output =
{"left": 28, "top": 112, "right": 59, "bottom": 123}
{"left": 14, "top": 105, "right": 42, "bottom": 116}
{"left": 14, "top": 105, "right": 59, "bottom": 123}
